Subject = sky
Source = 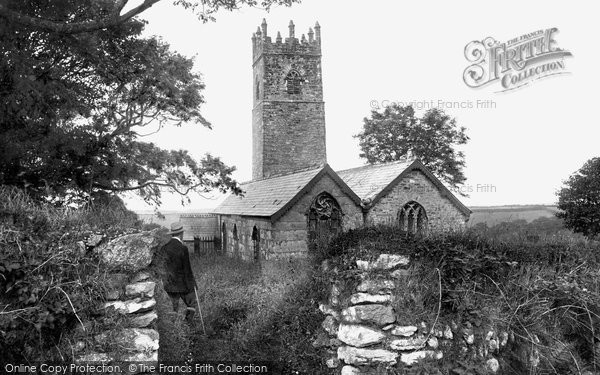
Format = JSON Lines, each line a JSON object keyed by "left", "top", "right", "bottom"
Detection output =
{"left": 124, "top": 0, "right": 599, "bottom": 211}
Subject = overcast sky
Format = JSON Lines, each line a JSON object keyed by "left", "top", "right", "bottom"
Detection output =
{"left": 124, "top": 0, "right": 599, "bottom": 211}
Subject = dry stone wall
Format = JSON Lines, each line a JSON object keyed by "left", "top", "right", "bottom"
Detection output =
{"left": 74, "top": 229, "right": 162, "bottom": 369}
{"left": 315, "top": 254, "right": 507, "bottom": 374}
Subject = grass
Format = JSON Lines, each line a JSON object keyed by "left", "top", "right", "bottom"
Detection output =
{"left": 156, "top": 252, "right": 331, "bottom": 374}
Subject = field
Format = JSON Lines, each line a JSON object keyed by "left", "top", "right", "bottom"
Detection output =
{"left": 468, "top": 205, "right": 558, "bottom": 227}
{"left": 136, "top": 210, "right": 193, "bottom": 228}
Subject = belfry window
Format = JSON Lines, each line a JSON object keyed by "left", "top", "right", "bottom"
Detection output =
{"left": 285, "top": 70, "right": 302, "bottom": 94}
{"left": 398, "top": 201, "right": 428, "bottom": 235}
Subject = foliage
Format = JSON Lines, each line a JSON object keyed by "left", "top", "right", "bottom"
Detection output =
{"left": 355, "top": 104, "right": 469, "bottom": 191}
{"left": 0, "top": 0, "right": 300, "bottom": 34}
{"left": 469, "top": 216, "right": 588, "bottom": 244}
{"left": 163, "top": 255, "right": 331, "bottom": 374}
{"left": 0, "top": 186, "right": 145, "bottom": 363}
{"left": 155, "top": 225, "right": 600, "bottom": 374}
{"left": 557, "top": 157, "right": 600, "bottom": 239}
{"left": 0, "top": 1, "right": 240, "bottom": 206}
{"left": 326, "top": 226, "right": 600, "bottom": 374}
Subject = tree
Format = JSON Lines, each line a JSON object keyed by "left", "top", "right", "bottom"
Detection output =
{"left": 355, "top": 104, "right": 469, "bottom": 191}
{"left": 0, "top": 0, "right": 299, "bottom": 34}
{"left": 0, "top": 1, "right": 242, "bottom": 205}
{"left": 556, "top": 157, "right": 600, "bottom": 239}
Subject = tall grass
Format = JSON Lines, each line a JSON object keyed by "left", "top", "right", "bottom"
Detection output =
{"left": 157, "top": 254, "right": 330, "bottom": 374}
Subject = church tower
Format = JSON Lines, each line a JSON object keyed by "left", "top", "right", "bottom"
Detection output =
{"left": 252, "top": 19, "right": 327, "bottom": 180}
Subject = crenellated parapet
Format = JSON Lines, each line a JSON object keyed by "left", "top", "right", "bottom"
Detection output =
{"left": 252, "top": 19, "right": 321, "bottom": 63}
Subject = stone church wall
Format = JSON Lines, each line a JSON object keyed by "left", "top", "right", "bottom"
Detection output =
{"left": 271, "top": 174, "right": 363, "bottom": 258}
{"left": 218, "top": 174, "right": 363, "bottom": 260}
{"left": 366, "top": 170, "right": 468, "bottom": 232}
{"left": 218, "top": 215, "right": 273, "bottom": 261}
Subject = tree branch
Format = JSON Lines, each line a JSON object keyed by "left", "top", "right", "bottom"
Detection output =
{"left": 0, "top": 0, "right": 162, "bottom": 34}
{"left": 93, "top": 180, "right": 207, "bottom": 195}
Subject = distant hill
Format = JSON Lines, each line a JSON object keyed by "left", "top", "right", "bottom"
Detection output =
{"left": 135, "top": 209, "right": 214, "bottom": 229}
{"left": 467, "top": 205, "right": 559, "bottom": 227}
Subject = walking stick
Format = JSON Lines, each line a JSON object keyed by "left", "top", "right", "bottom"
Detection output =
{"left": 194, "top": 286, "right": 206, "bottom": 335}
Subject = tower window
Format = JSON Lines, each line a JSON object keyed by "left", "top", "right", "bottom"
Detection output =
{"left": 285, "top": 70, "right": 302, "bottom": 94}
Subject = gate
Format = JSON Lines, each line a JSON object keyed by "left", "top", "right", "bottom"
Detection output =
{"left": 193, "top": 236, "right": 217, "bottom": 255}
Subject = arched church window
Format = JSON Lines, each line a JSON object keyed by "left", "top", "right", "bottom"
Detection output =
{"left": 308, "top": 192, "right": 342, "bottom": 251}
{"left": 285, "top": 70, "right": 302, "bottom": 94}
{"left": 398, "top": 201, "right": 428, "bottom": 235}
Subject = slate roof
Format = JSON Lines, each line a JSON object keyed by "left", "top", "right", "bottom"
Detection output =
{"left": 214, "top": 159, "right": 471, "bottom": 220}
{"left": 213, "top": 165, "right": 361, "bottom": 220}
{"left": 337, "top": 159, "right": 416, "bottom": 201}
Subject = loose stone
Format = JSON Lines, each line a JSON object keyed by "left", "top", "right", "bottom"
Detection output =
{"left": 400, "top": 350, "right": 443, "bottom": 365}
{"left": 388, "top": 336, "right": 427, "bottom": 351}
{"left": 341, "top": 304, "right": 395, "bottom": 326}
{"left": 350, "top": 293, "right": 393, "bottom": 305}
{"left": 337, "top": 324, "right": 386, "bottom": 348}
{"left": 337, "top": 346, "right": 397, "bottom": 366}
{"left": 390, "top": 325, "right": 418, "bottom": 337}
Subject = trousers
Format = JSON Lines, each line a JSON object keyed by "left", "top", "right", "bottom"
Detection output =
{"left": 166, "top": 290, "right": 196, "bottom": 321}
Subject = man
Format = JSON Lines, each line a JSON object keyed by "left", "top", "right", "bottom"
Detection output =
{"left": 159, "top": 222, "right": 197, "bottom": 321}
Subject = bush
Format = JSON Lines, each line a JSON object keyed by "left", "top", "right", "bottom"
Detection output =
{"left": 0, "top": 186, "right": 143, "bottom": 363}
{"left": 325, "top": 226, "right": 600, "bottom": 374}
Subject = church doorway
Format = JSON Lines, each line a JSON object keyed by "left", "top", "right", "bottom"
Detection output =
{"left": 308, "top": 192, "right": 342, "bottom": 252}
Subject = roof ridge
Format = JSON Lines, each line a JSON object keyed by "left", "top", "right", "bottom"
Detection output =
{"left": 240, "top": 164, "right": 326, "bottom": 185}
{"left": 336, "top": 158, "right": 416, "bottom": 173}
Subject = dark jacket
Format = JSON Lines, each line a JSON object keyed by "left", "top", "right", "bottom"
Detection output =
{"left": 158, "top": 238, "right": 196, "bottom": 293}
